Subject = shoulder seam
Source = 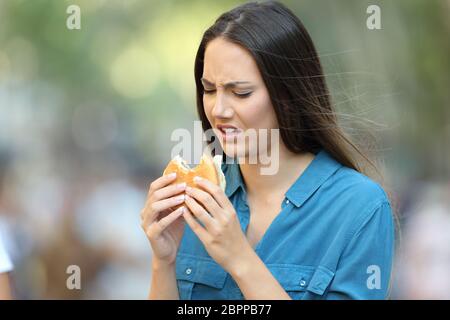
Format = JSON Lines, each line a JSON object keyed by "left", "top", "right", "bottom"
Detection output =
{"left": 343, "top": 199, "right": 391, "bottom": 253}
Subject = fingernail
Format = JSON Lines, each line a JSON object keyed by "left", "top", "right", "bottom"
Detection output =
{"left": 193, "top": 176, "right": 201, "bottom": 183}
{"left": 177, "top": 194, "right": 185, "bottom": 202}
{"left": 178, "top": 182, "right": 186, "bottom": 189}
{"left": 169, "top": 172, "right": 176, "bottom": 178}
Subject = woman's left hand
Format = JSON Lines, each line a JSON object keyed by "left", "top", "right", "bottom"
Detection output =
{"left": 182, "top": 176, "right": 252, "bottom": 273}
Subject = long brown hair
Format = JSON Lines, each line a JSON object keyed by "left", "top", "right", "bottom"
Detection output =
{"left": 194, "top": 1, "right": 399, "bottom": 293}
{"left": 195, "top": 1, "right": 387, "bottom": 190}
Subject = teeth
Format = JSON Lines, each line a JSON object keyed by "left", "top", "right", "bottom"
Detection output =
{"left": 222, "top": 128, "right": 238, "bottom": 133}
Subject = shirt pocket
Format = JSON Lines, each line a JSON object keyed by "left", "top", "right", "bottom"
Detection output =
{"left": 175, "top": 254, "right": 228, "bottom": 300}
{"left": 267, "top": 264, "right": 335, "bottom": 300}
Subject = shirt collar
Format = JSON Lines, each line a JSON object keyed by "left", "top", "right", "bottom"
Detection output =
{"left": 222, "top": 149, "right": 342, "bottom": 207}
{"left": 285, "top": 149, "right": 342, "bottom": 207}
{"left": 222, "top": 159, "right": 246, "bottom": 198}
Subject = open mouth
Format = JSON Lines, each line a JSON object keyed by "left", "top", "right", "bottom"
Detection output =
{"left": 216, "top": 125, "right": 242, "bottom": 141}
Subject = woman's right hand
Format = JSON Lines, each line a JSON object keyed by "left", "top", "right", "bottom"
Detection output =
{"left": 141, "top": 173, "right": 187, "bottom": 266}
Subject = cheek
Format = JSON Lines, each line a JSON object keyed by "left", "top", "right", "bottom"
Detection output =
{"left": 241, "top": 92, "right": 277, "bottom": 129}
{"left": 203, "top": 96, "right": 213, "bottom": 122}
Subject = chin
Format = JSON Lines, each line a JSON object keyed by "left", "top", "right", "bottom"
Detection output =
{"left": 222, "top": 144, "right": 259, "bottom": 164}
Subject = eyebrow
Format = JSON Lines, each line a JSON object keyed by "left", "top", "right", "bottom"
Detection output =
{"left": 200, "top": 78, "right": 253, "bottom": 89}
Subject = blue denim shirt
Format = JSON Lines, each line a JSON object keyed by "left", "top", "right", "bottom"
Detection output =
{"left": 176, "top": 149, "right": 395, "bottom": 300}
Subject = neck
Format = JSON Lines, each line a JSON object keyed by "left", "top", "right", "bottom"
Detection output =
{"left": 238, "top": 146, "right": 315, "bottom": 200}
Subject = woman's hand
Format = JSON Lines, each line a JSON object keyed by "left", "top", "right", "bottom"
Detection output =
{"left": 141, "top": 173, "right": 187, "bottom": 266}
{"left": 182, "top": 176, "right": 253, "bottom": 273}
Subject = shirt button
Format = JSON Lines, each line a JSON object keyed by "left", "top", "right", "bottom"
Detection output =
{"left": 185, "top": 268, "right": 192, "bottom": 275}
{"left": 285, "top": 199, "right": 290, "bottom": 204}
{"left": 300, "top": 280, "right": 306, "bottom": 287}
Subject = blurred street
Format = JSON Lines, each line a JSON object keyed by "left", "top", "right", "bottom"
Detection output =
{"left": 0, "top": 0, "right": 449, "bottom": 299}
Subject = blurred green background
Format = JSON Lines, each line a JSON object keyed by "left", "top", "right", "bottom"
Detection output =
{"left": 0, "top": 0, "right": 449, "bottom": 299}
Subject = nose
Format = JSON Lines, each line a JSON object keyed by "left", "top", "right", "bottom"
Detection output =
{"left": 211, "top": 91, "right": 234, "bottom": 119}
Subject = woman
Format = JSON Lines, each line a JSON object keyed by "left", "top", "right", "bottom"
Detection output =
{"left": 141, "top": 1, "right": 395, "bottom": 300}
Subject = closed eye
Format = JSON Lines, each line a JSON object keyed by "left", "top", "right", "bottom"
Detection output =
{"left": 203, "top": 89, "right": 252, "bottom": 98}
{"left": 233, "top": 91, "right": 252, "bottom": 98}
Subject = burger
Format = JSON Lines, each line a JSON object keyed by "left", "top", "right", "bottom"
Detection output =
{"left": 163, "top": 153, "right": 226, "bottom": 209}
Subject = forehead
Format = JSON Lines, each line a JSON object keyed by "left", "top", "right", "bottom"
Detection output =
{"left": 203, "top": 37, "right": 260, "bottom": 82}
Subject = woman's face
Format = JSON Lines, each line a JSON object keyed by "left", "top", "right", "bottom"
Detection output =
{"left": 202, "top": 37, "right": 279, "bottom": 160}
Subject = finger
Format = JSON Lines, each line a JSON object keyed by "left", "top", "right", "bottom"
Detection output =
{"left": 185, "top": 186, "right": 223, "bottom": 220}
{"left": 152, "top": 194, "right": 186, "bottom": 216}
{"left": 144, "top": 207, "right": 184, "bottom": 238}
{"left": 141, "top": 173, "right": 178, "bottom": 222}
{"left": 154, "top": 206, "right": 185, "bottom": 233}
{"left": 143, "top": 194, "right": 185, "bottom": 226}
{"left": 193, "top": 176, "right": 230, "bottom": 210}
{"left": 152, "top": 182, "right": 186, "bottom": 201}
{"left": 184, "top": 194, "right": 217, "bottom": 232}
{"left": 148, "top": 173, "right": 177, "bottom": 197}
{"left": 182, "top": 207, "right": 210, "bottom": 244}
